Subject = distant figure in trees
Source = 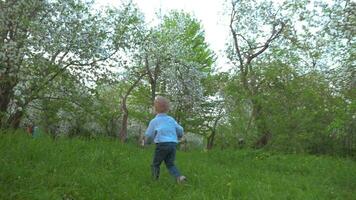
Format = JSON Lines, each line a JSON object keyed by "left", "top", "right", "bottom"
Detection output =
{"left": 238, "top": 137, "right": 245, "bottom": 148}
{"left": 26, "top": 123, "right": 34, "bottom": 137}
{"left": 238, "top": 138, "right": 244, "bottom": 144}
{"left": 26, "top": 123, "right": 40, "bottom": 138}
{"left": 142, "top": 96, "right": 186, "bottom": 183}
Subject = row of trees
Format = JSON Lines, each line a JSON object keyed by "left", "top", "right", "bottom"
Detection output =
{"left": 1, "top": 0, "right": 354, "bottom": 156}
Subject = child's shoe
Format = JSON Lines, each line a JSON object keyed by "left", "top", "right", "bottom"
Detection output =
{"left": 176, "top": 175, "right": 186, "bottom": 184}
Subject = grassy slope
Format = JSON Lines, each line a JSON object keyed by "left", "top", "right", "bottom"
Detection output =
{"left": 0, "top": 133, "right": 355, "bottom": 200}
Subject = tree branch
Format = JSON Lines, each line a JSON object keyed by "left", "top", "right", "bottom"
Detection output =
{"left": 246, "top": 22, "right": 285, "bottom": 66}
{"left": 229, "top": 3, "right": 244, "bottom": 72}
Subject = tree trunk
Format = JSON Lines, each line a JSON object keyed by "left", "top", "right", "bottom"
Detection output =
{"left": 0, "top": 81, "right": 15, "bottom": 127}
{"left": 119, "top": 97, "right": 128, "bottom": 142}
{"left": 206, "top": 131, "right": 216, "bottom": 150}
{"left": 145, "top": 55, "right": 160, "bottom": 106}
{"left": 150, "top": 80, "right": 156, "bottom": 106}
{"left": 0, "top": 96, "right": 10, "bottom": 127}
{"left": 118, "top": 72, "right": 146, "bottom": 142}
{"left": 255, "top": 131, "right": 272, "bottom": 148}
{"left": 7, "top": 110, "right": 23, "bottom": 129}
{"left": 250, "top": 98, "right": 272, "bottom": 147}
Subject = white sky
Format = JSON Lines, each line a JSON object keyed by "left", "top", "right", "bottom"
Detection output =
{"left": 95, "top": 0, "right": 231, "bottom": 71}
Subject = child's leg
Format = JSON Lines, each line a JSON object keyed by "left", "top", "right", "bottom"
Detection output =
{"left": 151, "top": 144, "right": 167, "bottom": 179}
{"left": 164, "top": 143, "right": 181, "bottom": 178}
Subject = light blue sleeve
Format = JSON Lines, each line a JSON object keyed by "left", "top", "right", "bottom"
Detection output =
{"left": 175, "top": 121, "right": 184, "bottom": 138}
{"left": 145, "top": 119, "right": 155, "bottom": 139}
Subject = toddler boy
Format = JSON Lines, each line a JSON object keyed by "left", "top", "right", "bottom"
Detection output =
{"left": 143, "top": 96, "right": 186, "bottom": 183}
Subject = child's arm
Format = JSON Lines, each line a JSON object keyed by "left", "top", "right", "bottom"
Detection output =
{"left": 175, "top": 121, "right": 184, "bottom": 139}
{"left": 143, "top": 120, "right": 155, "bottom": 145}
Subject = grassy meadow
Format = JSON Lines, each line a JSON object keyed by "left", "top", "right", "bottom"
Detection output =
{"left": 0, "top": 132, "right": 355, "bottom": 200}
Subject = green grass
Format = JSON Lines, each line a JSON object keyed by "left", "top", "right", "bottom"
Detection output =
{"left": 1, "top": 133, "right": 355, "bottom": 200}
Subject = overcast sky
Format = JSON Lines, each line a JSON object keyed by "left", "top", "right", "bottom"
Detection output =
{"left": 95, "top": 0, "right": 231, "bottom": 71}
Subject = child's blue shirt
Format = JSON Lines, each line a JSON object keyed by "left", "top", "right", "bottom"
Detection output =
{"left": 145, "top": 113, "right": 184, "bottom": 143}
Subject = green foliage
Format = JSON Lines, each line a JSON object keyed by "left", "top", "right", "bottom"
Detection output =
{"left": 221, "top": 0, "right": 355, "bottom": 156}
{"left": 162, "top": 11, "right": 215, "bottom": 72}
{"left": 0, "top": 133, "right": 355, "bottom": 199}
{"left": 221, "top": 62, "right": 355, "bottom": 156}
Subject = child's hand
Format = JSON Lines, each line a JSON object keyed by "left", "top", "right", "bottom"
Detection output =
{"left": 178, "top": 135, "right": 186, "bottom": 143}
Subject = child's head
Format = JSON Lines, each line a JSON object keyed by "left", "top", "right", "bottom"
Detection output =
{"left": 154, "top": 96, "right": 170, "bottom": 114}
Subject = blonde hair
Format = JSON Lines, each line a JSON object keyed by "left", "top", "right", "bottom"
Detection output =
{"left": 154, "top": 96, "right": 170, "bottom": 113}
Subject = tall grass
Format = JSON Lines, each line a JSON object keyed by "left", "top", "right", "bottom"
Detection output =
{"left": 1, "top": 132, "right": 355, "bottom": 199}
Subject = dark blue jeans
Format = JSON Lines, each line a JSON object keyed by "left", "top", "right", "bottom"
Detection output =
{"left": 152, "top": 142, "right": 181, "bottom": 179}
